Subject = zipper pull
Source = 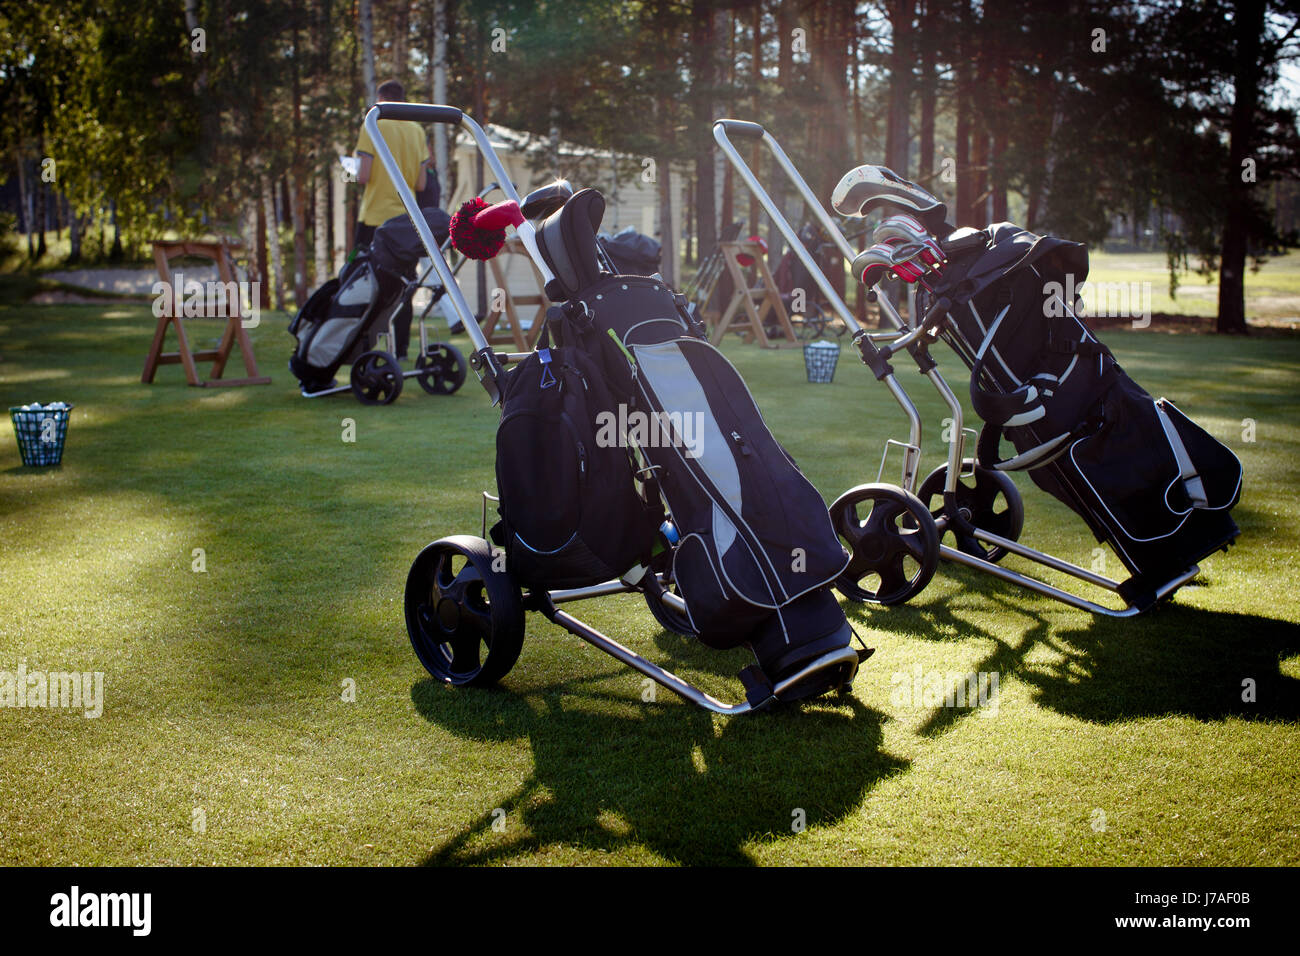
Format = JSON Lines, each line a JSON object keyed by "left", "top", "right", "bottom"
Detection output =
{"left": 731, "top": 430, "right": 752, "bottom": 456}
{"left": 577, "top": 441, "right": 588, "bottom": 479}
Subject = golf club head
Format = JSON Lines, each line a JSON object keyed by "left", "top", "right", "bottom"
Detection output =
{"left": 850, "top": 243, "right": 898, "bottom": 287}
{"left": 832, "top": 165, "right": 948, "bottom": 234}
{"left": 873, "top": 214, "right": 945, "bottom": 267}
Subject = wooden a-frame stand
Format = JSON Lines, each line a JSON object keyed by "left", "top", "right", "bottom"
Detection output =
{"left": 141, "top": 239, "right": 271, "bottom": 387}
{"left": 483, "top": 235, "right": 551, "bottom": 351}
{"left": 710, "top": 239, "right": 799, "bottom": 348}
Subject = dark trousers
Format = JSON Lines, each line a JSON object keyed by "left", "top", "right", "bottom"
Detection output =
{"left": 354, "top": 221, "right": 413, "bottom": 358}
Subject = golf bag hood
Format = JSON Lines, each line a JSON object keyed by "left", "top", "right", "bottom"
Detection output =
{"left": 938, "top": 222, "right": 1089, "bottom": 305}
{"left": 371, "top": 207, "right": 451, "bottom": 276}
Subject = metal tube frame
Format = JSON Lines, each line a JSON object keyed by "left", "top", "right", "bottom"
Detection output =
{"left": 712, "top": 119, "right": 1199, "bottom": 616}
{"left": 365, "top": 106, "right": 558, "bottom": 402}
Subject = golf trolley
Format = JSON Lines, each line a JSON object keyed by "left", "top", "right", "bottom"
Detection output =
{"left": 289, "top": 196, "right": 490, "bottom": 405}
{"left": 713, "top": 118, "right": 1217, "bottom": 616}
{"left": 369, "top": 103, "right": 864, "bottom": 714}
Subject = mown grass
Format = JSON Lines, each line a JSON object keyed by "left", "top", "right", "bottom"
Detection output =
{"left": 0, "top": 299, "right": 1297, "bottom": 866}
{"left": 1086, "top": 248, "right": 1300, "bottom": 322}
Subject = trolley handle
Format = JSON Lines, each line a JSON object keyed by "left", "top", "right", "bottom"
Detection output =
{"left": 374, "top": 102, "right": 464, "bottom": 125}
{"left": 715, "top": 119, "right": 766, "bottom": 140}
{"left": 875, "top": 296, "right": 951, "bottom": 361}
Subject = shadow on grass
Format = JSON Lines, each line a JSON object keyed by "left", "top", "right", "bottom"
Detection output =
{"left": 411, "top": 676, "right": 905, "bottom": 866}
{"left": 849, "top": 573, "right": 1300, "bottom": 731}
{"left": 1023, "top": 604, "right": 1300, "bottom": 723}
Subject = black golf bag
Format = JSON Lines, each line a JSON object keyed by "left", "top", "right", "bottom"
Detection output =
{"left": 289, "top": 207, "right": 450, "bottom": 391}
{"left": 930, "top": 223, "right": 1242, "bottom": 608}
{"left": 599, "top": 227, "right": 662, "bottom": 276}
{"left": 493, "top": 187, "right": 853, "bottom": 691}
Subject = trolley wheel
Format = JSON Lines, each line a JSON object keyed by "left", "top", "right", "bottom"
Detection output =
{"left": 404, "top": 535, "right": 525, "bottom": 687}
{"left": 350, "top": 350, "right": 403, "bottom": 405}
{"left": 415, "top": 343, "right": 467, "bottom": 396}
{"left": 793, "top": 303, "right": 829, "bottom": 341}
{"left": 644, "top": 575, "right": 696, "bottom": 637}
{"left": 916, "top": 459, "right": 1024, "bottom": 563}
{"left": 830, "top": 483, "right": 939, "bottom": 606}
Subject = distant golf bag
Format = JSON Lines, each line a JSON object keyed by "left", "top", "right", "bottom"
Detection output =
{"left": 508, "top": 188, "right": 855, "bottom": 692}
{"left": 930, "top": 223, "right": 1242, "bottom": 608}
{"left": 288, "top": 207, "right": 460, "bottom": 402}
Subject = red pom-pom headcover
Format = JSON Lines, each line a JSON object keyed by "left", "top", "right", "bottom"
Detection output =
{"left": 450, "top": 196, "right": 506, "bottom": 260}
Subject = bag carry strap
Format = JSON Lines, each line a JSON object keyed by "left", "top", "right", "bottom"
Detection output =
{"left": 968, "top": 304, "right": 1052, "bottom": 429}
{"left": 976, "top": 421, "right": 1075, "bottom": 472}
{"left": 1154, "top": 400, "right": 1209, "bottom": 509}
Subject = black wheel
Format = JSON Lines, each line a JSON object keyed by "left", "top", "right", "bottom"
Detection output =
{"left": 794, "top": 303, "right": 829, "bottom": 341}
{"left": 350, "top": 350, "right": 403, "bottom": 405}
{"left": 916, "top": 459, "right": 1024, "bottom": 563}
{"left": 830, "top": 483, "right": 940, "bottom": 605}
{"left": 404, "top": 535, "right": 525, "bottom": 687}
{"left": 415, "top": 343, "right": 467, "bottom": 396}
{"left": 644, "top": 574, "right": 696, "bottom": 637}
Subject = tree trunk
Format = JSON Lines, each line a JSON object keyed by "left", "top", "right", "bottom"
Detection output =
{"left": 242, "top": 200, "right": 260, "bottom": 305}
{"left": 109, "top": 199, "right": 121, "bottom": 261}
{"left": 314, "top": 173, "right": 330, "bottom": 286}
{"left": 748, "top": 4, "right": 762, "bottom": 237}
{"left": 972, "top": 129, "right": 989, "bottom": 225}
{"left": 988, "top": 0, "right": 1009, "bottom": 222}
{"left": 332, "top": 150, "right": 348, "bottom": 272}
{"left": 291, "top": 172, "right": 309, "bottom": 306}
{"left": 432, "top": 0, "right": 449, "bottom": 179}
{"left": 255, "top": 195, "right": 270, "bottom": 309}
{"left": 17, "top": 154, "right": 34, "bottom": 259}
{"left": 360, "top": 0, "right": 376, "bottom": 102}
{"left": 1217, "top": 0, "right": 1264, "bottom": 334}
{"left": 954, "top": 0, "right": 973, "bottom": 226}
{"left": 886, "top": 0, "right": 913, "bottom": 176}
{"left": 393, "top": 0, "right": 409, "bottom": 85}
{"left": 917, "top": 0, "right": 935, "bottom": 186}
{"left": 290, "top": 0, "right": 308, "bottom": 306}
{"left": 68, "top": 206, "right": 82, "bottom": 263}
{"left": 262, "top": 177, "right": 286, "bottom": 311}
{"left": 35, "top": 159, "right": 48, "bottom": 259}
{"left": 691, "top": 0, "right": 717, "bottom": 262}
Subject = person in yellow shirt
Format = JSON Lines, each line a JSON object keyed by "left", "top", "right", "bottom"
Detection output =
{"left": 353, "top": 79, "right": 433, "bottom": 357}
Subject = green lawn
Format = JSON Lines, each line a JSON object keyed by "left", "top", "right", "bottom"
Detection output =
{"left": 1070, "top": 248, "right": 1300, "bottom": 323}
{"left": 1, "top": 301, "right": 1297, "bottom": 866}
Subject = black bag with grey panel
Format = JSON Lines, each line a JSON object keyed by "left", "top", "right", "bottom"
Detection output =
{"left": 929, "top": 223, "right": 1242, "bottom": 608}
{"left": 288, "top": 207, "right": 451, "bottom": 391}
{"left": 523, "top": 188, "right": 856, "bottom": 695}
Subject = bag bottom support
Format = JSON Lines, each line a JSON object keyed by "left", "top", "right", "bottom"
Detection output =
{"left": 533, "top": 582, "right": 866, "bottom": 714}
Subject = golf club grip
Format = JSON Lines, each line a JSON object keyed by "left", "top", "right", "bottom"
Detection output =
{"left": 921, "top": 296, "right": 951, "bottom": 331}
{"left": 474, "top": 200, "right": 522, "bottom": 231}
{"left": 374, "top": 102, "right": 463, "bottom": 125}
{"left": 716, "top": 119, "right": 765, "bottom": 140}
